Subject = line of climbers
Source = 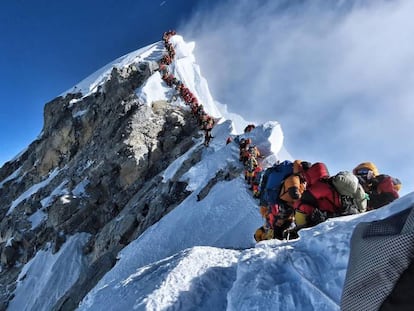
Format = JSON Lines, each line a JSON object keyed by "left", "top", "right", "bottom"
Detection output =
{"left": 231, "top": 128, "right": 402, "bottom": 242}
{"left": 158, "top": 31, "right": 402, "bottom": 239}
{"left": 158, "top": 30, "right": 215, "bottom": 146}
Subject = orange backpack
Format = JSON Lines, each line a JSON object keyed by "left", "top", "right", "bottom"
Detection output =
{"left": 279, "top": 174, "right": 306, "bottom": 206}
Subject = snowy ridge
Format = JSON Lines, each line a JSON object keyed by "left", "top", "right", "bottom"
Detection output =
{"left": 82, "top": 246, "right": 240, "bottom": 311}
{"left": 61, "top": 42, "right": 163, "bottom": 98}
{"left": 78, "top": 119, "right": 283, "bottom": 306}
{"left": 77, "top": 194, "right": 414, "bottom": 311}
{"left": 6, "top": 34, "right": 414, "bottom": 311}
{"left": 168, "top": 36, "right": 222, "bottom": 119}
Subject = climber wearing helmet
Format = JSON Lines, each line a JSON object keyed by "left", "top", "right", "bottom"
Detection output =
{"left": 353, "top": 162, "right": 401, "bottom": 210}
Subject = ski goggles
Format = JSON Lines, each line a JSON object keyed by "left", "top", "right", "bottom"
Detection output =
{"left": 355, "top": 168, "right": 374, "bottom": 180}
{"left": 356, "top": 168, "right": 370, "bottom": 175}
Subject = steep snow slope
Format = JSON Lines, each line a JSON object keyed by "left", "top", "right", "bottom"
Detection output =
{"left": 75, "top": 35, "right": 413, "bottom": 310}
{"left": 78, "top": 196, "right": 414, "bottom": 311}
{"left": 6, "top": 34, "right": 413, "bottom": 311}
{"left": 7, "top": 234, "right": 90, "bottom": 311}
{"left": 5, "top": 34, "right": 288, "bottom": 310}
{"left": 78, "top": 195, "right": 414, "bottom": 311}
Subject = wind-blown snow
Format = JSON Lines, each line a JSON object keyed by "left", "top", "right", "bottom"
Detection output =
{"left": 9, "top": 35, "right": 414, "bottom": 311}
{"left": 136, "top": 35, "right": 223, "bottom": 120}
{"left": 169, "top": 36, "right": 222, "bottom": 119}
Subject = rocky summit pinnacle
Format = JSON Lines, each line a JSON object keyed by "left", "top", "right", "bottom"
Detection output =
{"left": 0, "top": 50, "right": 221, "bottom": 309}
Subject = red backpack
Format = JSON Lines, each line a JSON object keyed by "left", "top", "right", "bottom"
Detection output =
{"left": 304, "top": 162, "right": 329, "bottom": 186}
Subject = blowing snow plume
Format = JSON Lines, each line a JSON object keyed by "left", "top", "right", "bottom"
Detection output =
{"left": 1, "top": 26, "right": 413, "bottom": 310}
{"left": 181, "top": 0, "right": 414, "bottom": 194}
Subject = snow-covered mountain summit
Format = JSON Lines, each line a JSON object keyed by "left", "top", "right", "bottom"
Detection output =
{"left": 0, "top": 34, "right": 412, "bottom": 311}
{"left": 0, "top": 33, "right": 284, "bottom": 310}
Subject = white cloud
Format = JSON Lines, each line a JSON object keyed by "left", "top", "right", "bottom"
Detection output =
{"left": 181, "top": 0, "right": 414, "bottom": 195}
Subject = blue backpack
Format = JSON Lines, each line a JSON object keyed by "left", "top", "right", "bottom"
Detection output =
{"left": 260, "top": 160, "right": 294, "bottom": 205}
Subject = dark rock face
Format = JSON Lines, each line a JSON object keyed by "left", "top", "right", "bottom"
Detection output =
{"left": 0, "top": 61, "right": 204, "bottom": 309}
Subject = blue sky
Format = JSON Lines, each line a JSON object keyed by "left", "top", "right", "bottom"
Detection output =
{"left": 180, "top": 0, "right": 414, "bottom": 195}
{"left": 0, "top": 0, "right": 211, "bottom": 165}
{"left": 3, "top": 31, "right": 412, "bottom": 309}
{"left": 1, "top": 0, "right": 412, "bottom": 194}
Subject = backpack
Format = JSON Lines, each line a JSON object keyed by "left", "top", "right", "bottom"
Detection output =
{"left": 279, "top": 174, "right": 306, "bottom": 206}
{"left": 303, "top": 181, "right": 343, "bottom": 216}
{"left": 239, "top": 139, "right": 251, "bottom": 162}
{"left": 248, "top": 145, "right": 259, "bottom": 158}
{"left": 246, "top": 157, "right": 258, "bottom": 173}
{"left": 368, "top": 174, "right": 400, "bottom": 210}
{"left": 260, "top": 160, "right": 294, "bottom": 205}
{"left": 304, "top": 162, "right": 329, "bottom": 185}
{"left": 374, "top": 174, "right": 400, "bottom": 195}
{"left": 293, "top": 160, "right": 312, "bottom": 174}
{"left": 253, "top": 168, "right": 264, "bottom": 186}
{"left": 331, "top": 171, "right": 367, "bottom": 213}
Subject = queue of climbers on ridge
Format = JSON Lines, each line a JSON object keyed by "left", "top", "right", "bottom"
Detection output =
{"left": 158, "top": 31, "right": 402, "bottom": 240}
{"left": 159, "top": 30, "right": 215, "bottom": 146}
{"left": 232, "top": 125, "right": 402, "bottom": 242}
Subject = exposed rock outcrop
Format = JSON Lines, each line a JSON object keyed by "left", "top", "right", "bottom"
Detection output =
{"left": 0, "top": 60, "right": 209, "bottom": 309}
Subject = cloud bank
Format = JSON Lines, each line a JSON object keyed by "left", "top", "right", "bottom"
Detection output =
{"left": 181, "top": 0, "right": 414, "bottom": 194}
